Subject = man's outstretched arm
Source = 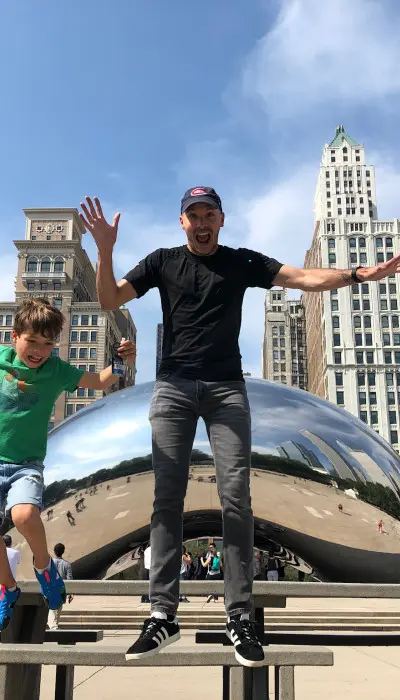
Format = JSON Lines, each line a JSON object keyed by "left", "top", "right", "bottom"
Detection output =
{"left": 79, "top": 195, "right": 137, "bottom": 310}
{"left": 274, "top": 253, "right": 400, "bottom": 291}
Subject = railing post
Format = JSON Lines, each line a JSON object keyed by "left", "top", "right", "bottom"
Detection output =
{"left": 0, "top": 593, "right": 47, "bottom": 700}
{"left": 274, "top": 666, "right": 295, "bottom": 700}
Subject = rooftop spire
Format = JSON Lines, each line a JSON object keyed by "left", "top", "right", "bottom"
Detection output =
{"left": 329, "top": 125, "right": 360, "bottom": 148}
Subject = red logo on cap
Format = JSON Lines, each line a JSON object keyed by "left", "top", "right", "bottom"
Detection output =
{"left": 190, "top": 187, "right": 207, "bottom": 196}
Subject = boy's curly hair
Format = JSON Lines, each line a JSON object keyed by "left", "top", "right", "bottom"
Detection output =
{"left": 13, "top": 298, "right": 64, "bottom": 340}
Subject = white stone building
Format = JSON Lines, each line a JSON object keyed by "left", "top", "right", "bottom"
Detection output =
{"left": 304, "top": 126, "right": 400, "bottom": 450}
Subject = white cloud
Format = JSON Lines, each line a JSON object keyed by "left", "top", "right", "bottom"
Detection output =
{"left": 243, "top": 0, "right": 400, "bottom": 114}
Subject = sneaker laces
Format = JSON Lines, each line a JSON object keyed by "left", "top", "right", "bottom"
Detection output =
{"left": 140, "top": 617, "right": 164, "bottom": 639}
{"left": 237, "top": 619, "right": 262, "bottom": 647}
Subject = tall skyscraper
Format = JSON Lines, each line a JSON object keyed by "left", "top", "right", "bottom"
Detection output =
{"left": 156, "top": 323, "right": 164, "bottom": 375}
{"left": 303, "top": 125, "right": 400, "bottom": 450}
{"left": 0, "top": 208, "right": 136, "bottom": 429}
{"left": 262, "top": 288, "right": 308, "bottom": 389}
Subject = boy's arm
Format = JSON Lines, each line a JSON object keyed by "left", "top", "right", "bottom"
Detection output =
{"left": 77, "top": 338, "right": 136, "bottom": 390}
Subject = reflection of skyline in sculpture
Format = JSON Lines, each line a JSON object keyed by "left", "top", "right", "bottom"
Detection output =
{"left": 8, "top": 378, "right": 400, "bottom": 583}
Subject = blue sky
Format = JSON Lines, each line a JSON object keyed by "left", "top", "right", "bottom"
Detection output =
{"left": 2, "top": 0, "right": 400, "bottom": 381}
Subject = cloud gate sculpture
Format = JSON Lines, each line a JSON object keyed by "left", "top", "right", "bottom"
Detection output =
{"left": 8, "top": 378, "right": 400, "bottom": 582}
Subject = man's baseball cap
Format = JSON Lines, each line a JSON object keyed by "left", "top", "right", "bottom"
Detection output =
{"left": 181, "top": 186, "right": 222, "bottom": 214}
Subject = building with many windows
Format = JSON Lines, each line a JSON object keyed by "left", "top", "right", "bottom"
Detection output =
{"left": 303, "top": 125, "right": 400, "bottom": 449}
{"left": 262, "top": 288, "right": 308, "bottom": 390}
{"left": 0, "top": 208, "right": 136, "bottom": 429}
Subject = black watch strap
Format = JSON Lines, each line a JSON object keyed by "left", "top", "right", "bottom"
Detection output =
{"left": 351, "top": 266, "right": 363, "bottom": 284}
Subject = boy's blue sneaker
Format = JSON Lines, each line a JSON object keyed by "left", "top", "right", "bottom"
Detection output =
{"left": 35, "top": 560, "right": 66, "bottom": 610}
{"left": 0, "top": 585, "right": 20, "bottom": 631}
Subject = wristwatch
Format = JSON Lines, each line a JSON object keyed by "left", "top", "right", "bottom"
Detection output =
{"left": 351, "top": 266, "right": 363, "bottom": 284}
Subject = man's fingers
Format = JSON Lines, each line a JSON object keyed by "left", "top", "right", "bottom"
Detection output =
{"left": 86, "top": 196, "right": 97, "bottom": 219}
{"left": 113, "top": 212, "right": 121, "bottom": 230}
{"left": 94, "top": 196, "right": 104, "bottom": 219}
{"left": 79, "top": 212, "right": 93, "bottom": 231}
{"left": 80, "top": 202, "right": 94, "bottom": 224}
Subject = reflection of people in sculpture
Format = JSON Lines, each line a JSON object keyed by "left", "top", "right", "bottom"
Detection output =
{"left": 80, "top": 188, "right": 400, "bottom": 667}
{"left": 378, "top": 519, "right": 383, "bottom": 534}
{"left": 66, "top": 511, "right": 76, "bottom": 526}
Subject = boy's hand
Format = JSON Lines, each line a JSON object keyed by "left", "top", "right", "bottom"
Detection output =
{"left": 117, "top": 338, "right": 136, "bottom": 366}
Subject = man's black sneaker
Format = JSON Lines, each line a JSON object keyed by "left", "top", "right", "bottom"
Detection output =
{"left": 125, "top": 616, "right": 180, "bottom": 660}
{"left": 226, "top": 616, "right": 265, "bottom": 668}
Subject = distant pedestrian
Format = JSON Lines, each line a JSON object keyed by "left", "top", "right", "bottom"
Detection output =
{"left": 266, "top": 550, "right": 279, "bottom": 582}
{"left": 202, "top": 542, "right": 222, "bottom": 602}
{"left": 378, "top": 519, "right": 383, "bottom": 534}
{"left": 338, "top": 503, "right": 343, "bottom": 513}
{"left": 3, "top": 535, "right": 20, "bottom": 580}
{"left": 48, "top": 543, "right": 73, "bottom": 630}
{"left": 66, "top": 511, "right": 75, "bottom": 526}
{"left": 179, "top": 546, "right": 191, "bottom": 602}
{"left": 253, "top": 550, "right": 263, "bottom": 581}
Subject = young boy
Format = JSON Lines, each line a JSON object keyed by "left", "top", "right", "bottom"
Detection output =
{"left": 0, "top": 297, "right": 135, "bottom": 629}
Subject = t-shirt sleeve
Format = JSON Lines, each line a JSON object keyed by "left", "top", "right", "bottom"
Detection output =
{"left": 239, "top": 248, "right": 283, "bottom": 290}
{"left": 123, "top": 249, "right": 162, "bottom": 298}
{"left": 55, "top": 358, "right": 86, "bottom": 393}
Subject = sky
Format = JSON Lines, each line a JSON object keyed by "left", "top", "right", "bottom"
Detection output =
{"left": 2, "top": 0, "right": 400, "bottom": 381}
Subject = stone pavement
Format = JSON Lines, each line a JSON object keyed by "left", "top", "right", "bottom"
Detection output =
{"left": 38, "top": 626, "right": 400, "bottom": 699}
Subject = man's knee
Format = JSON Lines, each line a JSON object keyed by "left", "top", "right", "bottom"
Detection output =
{"left": 11, "top": 504, "right": 40, "bottom": 529}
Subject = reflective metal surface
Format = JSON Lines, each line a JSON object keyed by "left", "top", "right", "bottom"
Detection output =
{"left": 9, "top": 379, "right": 400, "bottom": 582}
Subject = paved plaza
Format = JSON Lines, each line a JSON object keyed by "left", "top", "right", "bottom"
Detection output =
{"left": 37, "top": 597, "right": 400, "bottom": 699}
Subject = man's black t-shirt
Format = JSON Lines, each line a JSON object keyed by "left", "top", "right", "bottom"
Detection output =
{"left": 124, "top": 245, "right": 282, "bottom": 381}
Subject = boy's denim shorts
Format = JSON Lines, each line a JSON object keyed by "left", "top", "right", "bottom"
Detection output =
{"left": 0, "top": 461, "right": 44, "bottom": 520}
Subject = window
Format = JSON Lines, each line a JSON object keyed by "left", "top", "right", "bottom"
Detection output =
{"left": 363, "top": 299, "right": 370, "bottom": 311}
{"left": 81, "top": 315, "right": 89, "bottom": 326}
{"left": 91, "top": 315, "right": 98, "bottom": 326}
{"left": 333, "top": 334, "right": 341, "bottom": 346}
{"left": 383, "top": 333, "right": 391, "bottom": 346}
{"left": 89, "top": 364, "right": 96, "bottom": 372}
{"left": 88, "top": 389, "right": 95, "bottom": 397}
{"left": 360, "top": 253, "right": 367, "bottom": 264}
{"left": 394, "top": 334, "right": 400, "bottom": 346}
{"left": 367, "top": 372, "right": 376, "bottom": 386}
{"left": 391, "top": 431, "right": 398, "bottom": 444}
{"left": 4, "top": 332, "right": 11, "bottom": 342}
{"left": 382, "top": 316, "right": 389, "bottom": 329}
{"left": 390, "top": 283, "right": 397, "bottom": 295}
{"left": 366, "top": 351, "right": 374, "bottom": 364}
{"left": 393, "top": 316, "right": 399, "bottom": 328}
{"left": 349, "top": 238, "right": 356, "bottom": 248}
{"left": 391, "top": 299, "right": 398, "bottom": 311}
{"left": 326, "top": 172, "right": 330, "bottom": 178}
{"left": 334, "top": 351, "right": 342, "bottom": 364}
{"left": 389, "top": 411, "right": 397, "bottom": 425}
{"left": 377, "top": 252, "right": 384, "bottom": 263}
{"left": 336, "top": 391, "right": 344, "bottom": 405}
{"left": 40, "top": 282, "right": 48, "bottom": 291}
{"left": 71, "top": 331, "right": 78, "bottom": 342}
{"left": 396, "top": 352, "right": 400, "bottom": 364}
{"left": 90, "top": 331, "right": 97, "bottom": 342}
{"left": 370, "top": 411, "right": 378, "bottom": 424}
{"left": 359, "top": 238, "right": 366, "bottom": 248}
{"left": 386, "top": 372, "right": 394, "bottom": 386}
{"left": 356, "top": 352, "right": 363, "bottom": 365}
{"left": 385, "top": 351, "right": 393, "bottom": 364}
{"left": 381, "top": 299, "right": 388, "bottom": 310}
{"left": 360, "top": 411, "right": 368, "bottom": 423}
{"left": 328, "top": 253, "right": 336, "bottom": 263}
{"left": 366, "top": 170, "right": 370, "bottom": 176}
{"left": 273, "top": 350, "right": 279, "bottom": 360}
{"left": 332, "top": 316, "right": 340, "bottom": 328}
{"left": 365, "top": 333, "right": 372, "bottom": 346}
{"left": 54, "top": 298, "right": 62, "bottom": 309}
{"left": 338, "top": 208, "right": 342, "bottom": 215}
{"left": 335, "top": 373, "right": 343, "bottom": 386}
{"left": 331, "top": 289, "right": 338, "bottom": 296}
{"left": 350, "top": 253, "right": 358, "bottom": 264}
{"left": 361, "top": 283, "right": 369, "bottom": 294}
{"left": 54, "top": 260, "right": 64, "bottom": 273}
{"left": 27, "top": 259, "right": 38, "bottom": 272}
{"left": 358, "top": 392, "right": 367, "bottom": 405}
{"left": 355, "top": 333, "right": 362, "bottom": 346}
{"left": 77, "top": 387, "right": 86, "bottom": 398}
{"left": 353, "top": 299, "right": 360, "bottom": 310}
{"left": 41, "top": 258, "right": 51, "bottom": 272}
{"left": 27, "top": 283, "right": 35, "bottom": 291}
{"left": 328, "top": 238, "right": 335, "bottom": 248}
{"left": 386, "top": 237, "right": 393, "bottom": 247}
{"left": 280, "top": 338, "right": 285, "bottom": 347}
{"left": 54, "top": 282, "right": 61, "bottom": 291}
{"left": 66, "top": 405, "right": 74, "bottom": 417}
{"left": 79, "top": 348, "right": 88, "bottom": 359}
{"left": 369, "top": 392, "right": 377, "bottom": 405}
{"left": 80, "top": 331, "right": 88, "bottom": 342}
{"left": 357, "top": 373, "right": 365, "bottom": 386}
{"left": 354, "top": 316, "right": 361, "bottom": 328}
{"left": 72, "top": 315, "right": 79, "bottom": 326}
{"left": 51, "top": 348, "right": 59, "bottom": 357}
{"left": 70, "top": 348, "right": 77, "bottom": 359}
{"left": 364, "top": 316, "right": 371, "bottom": 328}
{"left": 76, "top": 404, "right": 85, "bottom": 412}
{"left": 279, "top": 326, "right": 285, "bottom": 336}
{"left": 360, "top": 208, "right": 364, "bottom": 215}
{"left": 90, "top": 348, "right": 97, "bottom": 359}
{"left": 331, "top": 299, "right": 339, "bottom": 311}
{"left": 387, "top": 252, "right": 394, "bottom": 261}
{"left": 388, "top": 392, "right": 396, "bottom": 406}
{"left": 5, "top": 315, "right": 12, "bottom": 327}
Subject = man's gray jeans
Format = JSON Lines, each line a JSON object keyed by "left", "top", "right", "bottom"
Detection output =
{"left": 149, "top": 378, "right": 253, "bottom": 617}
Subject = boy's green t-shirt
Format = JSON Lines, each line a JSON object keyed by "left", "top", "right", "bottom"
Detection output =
{"left": 0, "top": 346, "right": 85, "bottom": 464}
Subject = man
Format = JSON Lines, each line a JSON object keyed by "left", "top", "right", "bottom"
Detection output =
{"left": 3, "top": 535, "right": 20, "bottom": 581}
{"left": 79, "top": 188, "right": 400, "bottom": 667}
{"left": 48, "top": 543, "right": 73, "bottom": 630}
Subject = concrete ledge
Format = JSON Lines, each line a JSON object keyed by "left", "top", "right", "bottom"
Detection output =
{"left": 0, "top": 644, "right": 333, "bottom": 668}
{"left": 16, "top": 580, "right": 400, "bottom": 598}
